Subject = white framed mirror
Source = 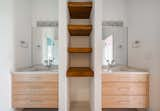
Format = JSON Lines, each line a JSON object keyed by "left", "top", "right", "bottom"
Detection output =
{"left": 102, "top": 26, "right": 128, "bottom": 66}
{"left": 32, "top": 24, "right": 58, "bottom": 67}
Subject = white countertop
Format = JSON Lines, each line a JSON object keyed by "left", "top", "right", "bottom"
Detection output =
{"left": 102, "top": 66, "right": 149, "bottom": 75}
{"left": 12, "top": 65, "right": 59, "bottom": 74}
{"left": 12, "top": 70, "right": 58, "bottom": 75}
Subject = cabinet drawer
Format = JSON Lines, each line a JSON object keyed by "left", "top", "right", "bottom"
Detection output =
{"left": 12, "top": 94, "right": 58, "bottom": 108}
{"left": 13, "top": 88, "right": 57, "bottom": 95}
{"left": 102, "top": 74, "right": 148, "bottom": 82}
{"left": 12, "top": 74, "right": 58, "bottom": 82}
{"left": 13, "top": 95, "right": 58, "bottom": 108}
{"left": 13, "top": 82, "right": 58, "bottom": 89}
{"left": 103, "top": 82, "right": 148, "bottom": 96}
{"left": 13, "top": 82, "right": 57, "bottom": 95}
{"left": 13, "top": 100, "right": 57, "bottom": 108}
{"left": 102, "top": 96, "right": 148, "bottom": 108}
{"left": 13, "top": 94, "right": 57, "bottom": 101}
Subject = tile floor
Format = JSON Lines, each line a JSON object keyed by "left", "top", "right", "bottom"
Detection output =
{"left": 70, "top": 101, "right": 90, "bottom": 111}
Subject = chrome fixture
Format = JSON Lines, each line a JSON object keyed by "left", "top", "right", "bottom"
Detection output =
{"left": 44, "top": 57, "right": 55, "bottom": 67}
{"left": 105, "top": 59, "right": 116, "bottom": 70}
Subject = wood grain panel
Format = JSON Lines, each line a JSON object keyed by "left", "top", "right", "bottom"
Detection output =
{"left": 102, "top": 96, "right": 148, "bottom": 108}
{"left": 68, "top": 2, "right": 92, "bottom": 19}
{"left": 13, "top": 74, "right": 58, "bottom": 82}
{"left": 13, "top": 94, "right": 57, "bottom": 100}
{"left": 102, "top": 74, "right": 149, "bottom": 108}
{"left": 13, "top": 82, "right": 57, "bottom": 95}
{"left": 12, "top": 74, "right": 58, "bottom": 108}
{"left": 102, "top": 82, "right": 148, "bottom": 96}
{"left": 67, "top": 67, "right": 94, "bottom": 77}
{"left": 102, "top": 74, "right": 149, "bottom": 82}
{"left": 13, "top": 99, "right": 58, "bottom": 108}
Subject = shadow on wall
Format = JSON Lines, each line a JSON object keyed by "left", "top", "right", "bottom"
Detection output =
{"left": 23, "top": 109, "right": 58, "bottom": 111}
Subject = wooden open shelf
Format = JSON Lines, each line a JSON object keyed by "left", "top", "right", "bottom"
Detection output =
{"left": 67, "top": 2, "right": 94, "bottom": 77}
{"left": 68, "top": 2, "right": 92, "bottom": 19}
{"left": 67, "top": 67, "right": 94, "bottom": 77}
{"left": 68, "top": 48, "right": 92, "bottom": 53}
{"left": 68, "top": 25, "right": 92, "bottom": 36}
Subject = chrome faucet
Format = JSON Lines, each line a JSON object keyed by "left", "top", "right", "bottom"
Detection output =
{"left": 105, "top": 59, "right": 116, "bottom": 70}
{"left": 44, "top": 57, "right": 55, "bottom": 67}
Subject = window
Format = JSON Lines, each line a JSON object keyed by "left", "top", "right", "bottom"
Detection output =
{"left": 102, "top": 34, "right": 113, "bottom": 65}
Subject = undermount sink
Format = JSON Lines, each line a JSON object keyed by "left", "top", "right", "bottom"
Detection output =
{"left": 102, "top": 65, "right": 149, "bottom": 74}
{"left": 109, "top": 66, "right": 141, "bottom": 72}
{"left": 14, "top": 65, "right": 58, "bottom": 74}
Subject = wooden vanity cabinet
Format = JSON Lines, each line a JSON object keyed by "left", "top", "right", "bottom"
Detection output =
{"left": 12, "top": 74, "right": 58, "bottom": 108}
{"left": 102, "top": 74, "right": 149, "bottom": 108}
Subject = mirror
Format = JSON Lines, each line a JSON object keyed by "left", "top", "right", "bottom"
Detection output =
{"left": 32, "top": 26, "right": 58, "bottom": 67}
{"left": 102, "top": 26, "right": 128, "bottom": 66}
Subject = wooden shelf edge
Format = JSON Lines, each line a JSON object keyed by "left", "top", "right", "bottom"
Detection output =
{"left": 68, "top": 25, "right": 92, "bottom": 31}
{"left": 68, "top": 48, "right": 92, "bottom": 53}
{"left": 68, "top": 2, "right": 92, "bottom": 7}
{"left": 68, "top": 25, "right": 92, "bottom": 36}
{"left": 68, "top": 2, "right": 92, "bottom": 19}
{"left": 68, "top": 24, "right": 92, "bottom": 27}
{"left": 67, "top": 67, "right": 94, "bottom": 77}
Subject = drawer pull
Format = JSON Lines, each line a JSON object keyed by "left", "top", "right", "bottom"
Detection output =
{"left": 118, "top": 100, "right": 129, "bottom": 104}
{"left": 29, "top": 100, "right": 43, "bottom": 103}
{"left": 119, "top": 77, "right": 130, "bottom": 80}
{"left": 119, "top": 87, "right": 129, "bottom": 91}
{"left": 27, "top": 77, "right": 41, "bottom": 80}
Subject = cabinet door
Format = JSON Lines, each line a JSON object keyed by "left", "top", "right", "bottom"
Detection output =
{"left": 13, "top": 94, "right": 58, "bottom": 108}
{"left": 102, "top": 74, "right": 149, "bottom": 82}
{"left": 13, "top": 74, "right": 58, "bottom": 82}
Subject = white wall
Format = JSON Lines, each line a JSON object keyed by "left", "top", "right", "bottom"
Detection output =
{"left": 91, "top": 0, "right": 102, "bottom": 111}
{"left": 102, "top": 0, "right": 128, "bottom": 26}
{"left": 58, "top": 0, "right": 69, "bottom": 111}
{"left": 0, "top": 0, "right": 14, "bottom": 110}
{"left": 70, "top": 78, "right": 91, "bottom": 102}
{"left": 127, "top": 0, "right": 157, "bottom": 69}
{"left": 127, "top": 0, "right": 160, "bottom": 111}
{"left": 15, "top": 0, "right": 59, "bottom": 69}
{"left": 31, "top": 0, "right": 58, "bottom": 27}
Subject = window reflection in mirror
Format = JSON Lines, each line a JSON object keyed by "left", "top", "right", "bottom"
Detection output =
{"left": 102, "top": 34, "right": 114, "bottom": 65}
{"left": 102, "top": 26, "right": 128, "bottom": 66}
{"left": 32, "top": 26, "right": 58, "bottom": 67}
